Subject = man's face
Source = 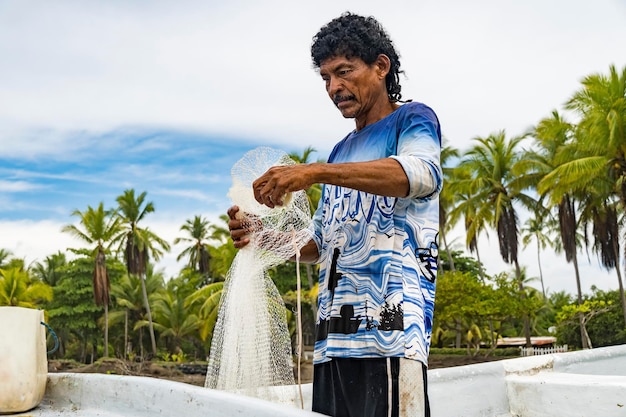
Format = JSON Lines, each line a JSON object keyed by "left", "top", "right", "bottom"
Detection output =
{"left": 319, "top": 55, "right": 386, "bottom": 120}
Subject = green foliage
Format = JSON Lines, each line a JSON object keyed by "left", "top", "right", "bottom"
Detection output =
{"left": 439, "top": 250, "right": 484, "bottom": 276}
{"left": 148, "top": 288, "right": 200, "bottom": 355}
{"left": 186, "top": 281, "right": 224, "bottom": 343}
{"left": 555, "top": 287, "right": 625, "bottom": 348}
{"left": 269, "top": 261, "right": 313, "bottom": 294}
{"left": 0, "top": 266, "right": 53, "bottom": 307}
{"left": 46, "top": 256, "right": 104, "bottom": 360}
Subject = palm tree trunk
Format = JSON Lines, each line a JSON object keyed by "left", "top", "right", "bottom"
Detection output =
{"left": 455, "top": 318, "right": 462, "bottom": 349}
{"left": 124, "top": 309, "right": 129, "bottom": 359}
{"left": 80, "top": 334, "right": 87, "bottom": 363}
{"left": 536, "top": 241, "right": 546, "bottom": 298}
{"left": 474, "top": 247, "right": 497, "bottom": 348}
{"left": 612, "top": 240, "right": 626, "bottom": 327}
{"left": 475, "top": 247, "right": 485, "bottom": 281}
{"left": 139, "top": 327, "right": 144, "bottom": 360}
{"left": 140, "top": 273, "right": 158, "bottom": 356}
{"left": 571, "top": 250, "right": 588, "bottom": 349}
{"left": 616, "top": 266, "right": 626, "bottom": 328}
{"left": 514, "top": 259, "right": 532, "bottom": 347}
{"left": 441, "top": 229, "right": 456, "bottom": 271}
{"left": 104, "top": 304, "right": 109, "bottom": 357}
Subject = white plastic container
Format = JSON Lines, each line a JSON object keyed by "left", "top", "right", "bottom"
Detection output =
{"left": 0, "top": 306, "right": 48, "bottom": 413}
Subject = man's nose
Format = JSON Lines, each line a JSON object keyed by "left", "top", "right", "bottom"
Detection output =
{"left": 327, "top": 76, "right": 343, "bottom": 96}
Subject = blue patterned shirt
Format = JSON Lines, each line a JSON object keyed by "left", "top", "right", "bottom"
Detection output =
{"left": 311, "top": 101, "right": 442, "bottom": 366}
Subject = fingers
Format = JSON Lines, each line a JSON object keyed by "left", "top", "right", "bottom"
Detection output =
{"left": 227, "top": 205, "right": 248, "bottom": 248}
{"left": 253, "top": 180, "right": 275, "bottom": 208}
{"left": 252, "top": 171, "right": 288, "bottom": 208}
{"left": 227, "top": 205, "right": 240, "bottom": 220}
{"left": 227, "top": 206, "right": 264, "bottom": 249}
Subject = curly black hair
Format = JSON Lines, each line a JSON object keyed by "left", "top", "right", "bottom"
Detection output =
{"left": 311, "top": 12, "right": 404, "bottom": 102}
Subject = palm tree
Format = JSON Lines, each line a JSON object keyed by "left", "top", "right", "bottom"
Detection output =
{"left": 0, "top": 249, "right": 13, "bottom": 269}
{"left": 440, "top": 143, "right": 461, "bottom": 271}
{"left": 110, "top": 269, "right": 164, "bottom": 359}
{"left": 448, "top": 164, "right": 492, "bottom": 277}
{"left": 579, "top": 190, "right": 626, "bottom": 326}
{"left": 62, "top": 202, "right": 122, "bottom": 357}
{"left": 174, "top": 216, "right": 213, "bottom": 284}
{"left": 564, "top": 64, "right": 626, "bottom": 330}
{"left": 565, "top": 65, "right": 626, "bottom": 208}
{"left": 186, "top": 281, "right": 224, "bottom": 343}
{"left": 110, "top": 273, "right": 144, "bottom": 359}
{"left": 149, "top": 288, "right": 200, "bottom": 356}
{"left": 0, "top": 266, "right": 53, "bottom": 307}
{"left": 525, "top": 110, "right": 593, "bottom": 347}
{"left": 447, "top": 164, "right": 493, "bottom": 348}
{"left": 31, "top": 251, "right": 67, "bottom": 287}
{"left": 114, "top": 189, "right": 171, "bottom": 357}
{"left": 521, "top": 215, "right": 553, "bottom": 298}
{"left": 457, "top": 130, "right": 536, "bottom": 346}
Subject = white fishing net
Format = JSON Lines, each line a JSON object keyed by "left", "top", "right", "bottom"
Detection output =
{"left": 205, "top": 147, "right": 313, "bottom": 406}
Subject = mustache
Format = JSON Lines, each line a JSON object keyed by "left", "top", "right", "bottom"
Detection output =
{"left": 333, "top": 94, "right": 355, "bottom": 105}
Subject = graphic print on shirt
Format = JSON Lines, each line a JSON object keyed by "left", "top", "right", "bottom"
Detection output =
{"left": 311, "top": 102, "right": 442, "bottom": 364}
{"left": 415, "top": 234, "right": 439, "bottom": 283}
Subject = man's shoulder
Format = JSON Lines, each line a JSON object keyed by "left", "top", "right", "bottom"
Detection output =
{"left": 399, "top": 101, "right": 438, "bottom": 118}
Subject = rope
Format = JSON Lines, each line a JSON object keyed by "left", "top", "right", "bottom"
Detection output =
{"left": 292, "top": 228, "right": 304, "bottom": 409}
{"left": 41, "top": 321, "right": 59, "bottom": 355}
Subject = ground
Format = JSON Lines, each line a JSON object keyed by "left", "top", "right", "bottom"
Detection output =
{"left": 48, "top": 354, "right": 511, "bottom": 388}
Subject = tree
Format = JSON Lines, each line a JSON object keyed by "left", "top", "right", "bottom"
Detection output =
{"left": 62, "top": 202, "right": 122, "bottom": 357}
{"left": 565, "top": 65, "right": 626, "bottom": 210}
{"left": 531, "top": 110, "right": 593, "bottom": 347}
{"left": 114, "top": 189, "right": 171, "bottom": 357}
{"left": 563, "top": 65, "right": 626, "bottom": 331}
{"left": 0, "top": 248, "right": 13, "bottom": 269}
{"left": 557, "top": 299, "right": 613, "bottom": 349}
{"left": 47, "top": 253, "right": 108, "bottom": 362}
{"left": 148, "top": 287, "right": 200, "bottom": 356}
{"left": 439, "top": 143, "right": 461, "bottom": 271}
{"left": 456, "top": 131, "right": 536, "bottom": 346}
{"left": 447, "top": 163, "right": 492, "bottom": 279}
{"left": 109, "top": 267, "right": 164, "bottom": 359}
{"left": 31, "top": 251, "right": 67, "bottom": 287}
{"left": 174, "top": 215, "right": 213, "bottom": 284}
{"left": 0, "top": 266, "right": 52, "bottom": 307}
{"left": 186, "top": 281, "right": 224, "bottom": 344}
{"left": 521, "top": 216, "right": 553, "bottom": 298}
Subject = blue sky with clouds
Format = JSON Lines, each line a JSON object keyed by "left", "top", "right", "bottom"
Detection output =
{"left": 1, "top": 129, "right": 261, "bottom": 222}
{"left": 1, "top": 0, "right": 625, "bottom": 296}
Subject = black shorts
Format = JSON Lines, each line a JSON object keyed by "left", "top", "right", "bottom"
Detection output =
{"left": 312, "top": 357, "right": 430, "bottom": 417}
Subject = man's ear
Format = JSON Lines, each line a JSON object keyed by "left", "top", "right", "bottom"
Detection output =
{"left": 375, "top": 54, "right": 392, "bottom": 80}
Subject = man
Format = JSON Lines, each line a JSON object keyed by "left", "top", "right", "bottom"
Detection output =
{"left": 228, "top": 12, "right": 442, "bottom": 417}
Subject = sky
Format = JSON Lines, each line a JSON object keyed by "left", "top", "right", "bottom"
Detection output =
{"left": 1, "top": 0, "right": 625, "bottom": 297}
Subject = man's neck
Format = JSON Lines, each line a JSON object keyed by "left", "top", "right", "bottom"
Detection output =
{"left": 355, "top": 101, "right": 400, "bottom": 131}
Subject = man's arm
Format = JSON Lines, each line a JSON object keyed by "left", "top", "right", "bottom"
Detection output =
{"left": 252, "top": 158, "right": 410, "bottom": 208}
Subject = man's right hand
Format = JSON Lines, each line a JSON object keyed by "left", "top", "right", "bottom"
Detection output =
{"left": 227, "top": 205, "right": 263, "bottom": 249}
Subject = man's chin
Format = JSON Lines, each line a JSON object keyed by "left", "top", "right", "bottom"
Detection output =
{"left": 337, "top": 108, "right": 357, "bottom": 119}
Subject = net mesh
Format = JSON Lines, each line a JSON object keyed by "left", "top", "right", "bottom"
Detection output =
{"left": 205, "top": 147, "right": 313, "bottom": 405}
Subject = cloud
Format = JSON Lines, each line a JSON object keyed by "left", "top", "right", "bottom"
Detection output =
{"left": 0, "top": 220, "right": 76, "bottom": 267}
{"left": 0, "top": 180, "right": 40, "bottom": 192}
